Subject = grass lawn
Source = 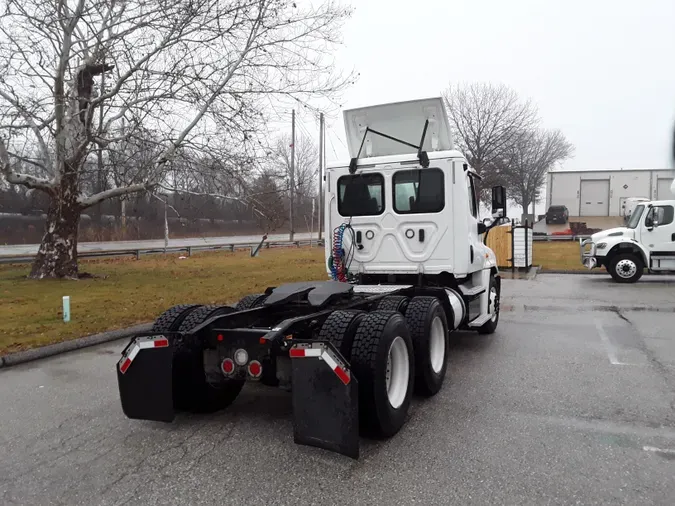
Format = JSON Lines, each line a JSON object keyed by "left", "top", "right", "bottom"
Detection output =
{"left": 0, "top": 248, "right": 327, "bottom": 355}
{"left": 0, "top": 240, "right": 583, "bottom": 355}
{"left": 532, "top": 241, "right": 587, "bottom": 272}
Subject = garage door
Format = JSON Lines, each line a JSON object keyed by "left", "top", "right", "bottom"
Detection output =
{"left": 657, "top": 179, "right": 673, "bottom": 200}
{"left": 580, "top": 180, "right": 610, "bottom": 216}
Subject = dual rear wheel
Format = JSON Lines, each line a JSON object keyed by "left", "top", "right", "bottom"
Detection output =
{"left": 318, "top": 295, "right": 450, "bottom": 439}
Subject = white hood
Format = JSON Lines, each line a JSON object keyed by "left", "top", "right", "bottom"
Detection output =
{"left": 591, "top": 227, "right": 634, "bottom": 242}
{"left": 342, "top": 97, "right": 453, "bottom": 158}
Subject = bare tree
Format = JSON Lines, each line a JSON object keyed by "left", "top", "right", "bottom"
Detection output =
{"left": 270, "top": 131, "right": 318, "bottom": 222}
{"left": 249, "top": 170, "right": 287, "bottom": 232}
{"left": 0, "top": 0, "right": 354, "bottom": 278}
{"left": 443, "top": 82, "right": 539, "bottom": 202}
{"left": 502, "top": 128, "right": 575, "bottom": 216}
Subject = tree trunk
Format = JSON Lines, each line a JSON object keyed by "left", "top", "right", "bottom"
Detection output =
{"left": 29, "top": 170, "right": 81, "bottom": 279}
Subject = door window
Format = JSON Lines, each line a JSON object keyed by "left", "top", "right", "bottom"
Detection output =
{"left": 467, "top": 175, "right": 478, "bottom": 218}
{"left": 646, "top": 205, "right": 674, "bottom": 227}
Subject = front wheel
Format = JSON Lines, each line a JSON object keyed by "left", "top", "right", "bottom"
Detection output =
{"left": 478, "top": 274, "right": 500, "bottom": 335}
{"left": 608, "top": 253, "right": 644, "bottom": 283}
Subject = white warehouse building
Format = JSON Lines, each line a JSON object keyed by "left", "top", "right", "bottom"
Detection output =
{"left": 545, "top": 167, "right": 675, "bottom": 217}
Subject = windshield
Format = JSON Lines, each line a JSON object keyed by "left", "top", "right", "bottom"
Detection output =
{"left": 627, "top": 204, "right": 644, "bottom": 228}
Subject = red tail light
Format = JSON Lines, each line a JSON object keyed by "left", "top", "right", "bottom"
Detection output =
{"left": 221, "top": 358, "right": 235, "bottom": 375}
{"left": 248, "top": 360, "right": 262, "bottom": 378}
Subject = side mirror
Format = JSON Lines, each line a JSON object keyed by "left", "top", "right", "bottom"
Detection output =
{"left": 477, "top": 222, "right": 487, "bottom": 235}
{"left": 491, "top": 186, "right": 507, "bottom": 218}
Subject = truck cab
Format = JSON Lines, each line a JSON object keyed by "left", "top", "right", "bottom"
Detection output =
{"left": 581, "top": 184, "right": 675, "bottom": 282}
{"left": 325, "top": 97, "right": 506, "bottom": 330}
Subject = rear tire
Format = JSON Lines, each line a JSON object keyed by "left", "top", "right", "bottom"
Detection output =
{"left": 173, "top": 304, "right": 244, "bottom": 413}
{"left": 153, "top": 304, "right": 243, "bottom": 413}
{"left": 350, "top": 311, "right": 415, "bottom": 438}
{"left": 609, "top": 253, "right": 644, "bottom": 283}
{"left": 151, "top": 304, "right": 202, "bottom": 333}
{"left": 404, "top": 296, "right": 450, "bottom": 397}
{"left": 235, "top": 293, "right": 267, "bottom": 310}
{"left": 317, "top": 310, "right": 366, "bottom": 358}
{"left": 376, "top": 295, "right": 410, "bottom": 313}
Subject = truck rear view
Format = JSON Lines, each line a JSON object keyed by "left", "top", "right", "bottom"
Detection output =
{"left": 116, "top": 97, "right": 509, "bottom": 458}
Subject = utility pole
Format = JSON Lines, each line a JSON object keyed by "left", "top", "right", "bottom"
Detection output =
{"left": 289, "top": 109, "right": 295, "bottom": 242}
{"left": 318, "top": 113, "right": 324, "bottom": 241}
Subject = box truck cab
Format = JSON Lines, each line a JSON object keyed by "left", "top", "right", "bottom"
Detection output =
{"left": 581, "top": 178, "right": 675, "bottom": 282}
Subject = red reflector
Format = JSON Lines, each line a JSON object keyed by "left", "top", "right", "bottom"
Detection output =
{"left": 154, "top": 338, "right": 169, "bottom": 348}
{"left": 259, "top": 337, "right": 267, "bottom": 345}
{"left": 289, "top": 348, "right": 305, "bottom": 358}
{"left": 217, "top": 334, "right": 224, "bottom": 342}
{"left": 248, "top": 360, "right": 262, "bottom": 377}
{"left": 221, "top": 359, "right": 235, "bottom": 374}
{"left": 119, "top": 358, "right": 132, "bottom": 374}
{"left": 333, "top": 366, "right": 350, "bottom": 385}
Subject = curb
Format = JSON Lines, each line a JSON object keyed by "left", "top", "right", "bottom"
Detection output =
{"left": 538, "top": 269, "right": 607, "bottom": 275}
{"left": 0, "top": 322, "right": 153, "bottom": 370}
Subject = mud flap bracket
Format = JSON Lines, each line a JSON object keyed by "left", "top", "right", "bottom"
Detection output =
{"left": 116, "top": 334, "right": 175, "bottom": 423}
{"left": 290, "top": 341, "right": 359, "bottom": 459}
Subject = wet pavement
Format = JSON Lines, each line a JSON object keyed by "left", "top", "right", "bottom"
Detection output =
{"left": 1, "top": 273, "right": 674, "bottom": 505}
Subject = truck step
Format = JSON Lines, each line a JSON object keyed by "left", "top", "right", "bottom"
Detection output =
{"left": 459, "top": 284, "right": 486, "bottom": 297}
{"left": 467, "top": 313, "right": 491, "bottom": 327}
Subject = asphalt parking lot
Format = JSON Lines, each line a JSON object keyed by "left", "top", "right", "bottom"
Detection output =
{"left": 1, "top": 273, "right": 675, "bottom": 505}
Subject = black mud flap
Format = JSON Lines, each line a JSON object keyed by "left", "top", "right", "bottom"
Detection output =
{"left": 290, "top": 341, "right": 359, "bottom": 459}
{"left": 116, "top": 334, "right": 175, "bottom": 423}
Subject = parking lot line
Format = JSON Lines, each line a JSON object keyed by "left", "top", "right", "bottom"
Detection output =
{"left": 594, "top": 318, "right": 639, "bottom": 366}
{"left": 643, "top": 446, "right": 675, "bottom": 455}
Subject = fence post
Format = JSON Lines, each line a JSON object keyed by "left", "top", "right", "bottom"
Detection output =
{"left": 511, "top": 219, "right": 515, "bottom": 275}
{"left": 524, "top": 219, "right": 529, "bottom": 268}
{"left": 135, "top": 250, "right": 140, "bottom": 260}
{"left": 187, "top": 246, "right": 192, "bottom": 258}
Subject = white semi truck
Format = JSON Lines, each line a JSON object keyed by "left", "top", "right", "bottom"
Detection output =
{"left": 581, "top": 178, "right": 675, "bottom": 282}
{"left": 115, "top": 97, "right": 507, "bottom": 458}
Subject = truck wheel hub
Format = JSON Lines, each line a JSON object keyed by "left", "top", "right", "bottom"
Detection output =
{"left": 616, "top": 259, "right": 637, "bottom": 278}
{"left": 489, "top": 286, "right": 499, "bottom": 322}
{"left": 429, "top": 316, "right": 445, "bottom": 374}
{"left": 385, "top": 336, "right": 410, "bottom": 409}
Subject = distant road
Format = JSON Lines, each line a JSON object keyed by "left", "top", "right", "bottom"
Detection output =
{"left": 0, "top": 232, "right": 315, "bottom": 258}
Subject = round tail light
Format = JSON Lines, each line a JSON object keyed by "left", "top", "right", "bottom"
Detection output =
{"left": 221, "top": 358, "right": 235, "bottom": 375}
{"left": 248, "top": 360, "right": 262, "bottom": 378}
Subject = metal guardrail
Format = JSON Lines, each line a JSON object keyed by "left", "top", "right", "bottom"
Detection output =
{"left": 0, "top": 233, "right": 590, "bottom": 265}
{"left": 0, "top": 238, "right": 325, "bottom": 264}
{"left": 532, "top": 234, "right": 592, "bottom": 242}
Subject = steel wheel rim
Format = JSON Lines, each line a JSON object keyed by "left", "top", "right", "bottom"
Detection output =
{"left": 385, "top": 336, "right": 410, "bottom": 409}
{"left": 616, "top": 259, "right": 637, "bottom": 278}
{"left": 489, "top": 286, "right": 499, "bottom": 322}
{"left": 429, "top": 316, "right": 445, "bottom": 374}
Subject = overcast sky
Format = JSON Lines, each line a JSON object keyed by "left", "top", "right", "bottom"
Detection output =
{"left": 314, "top": 0, "right": 675, "bottom": 174}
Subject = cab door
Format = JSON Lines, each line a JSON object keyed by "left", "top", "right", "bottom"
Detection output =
{"left": 643, "top": 204, "right": 675, "bottom": 270}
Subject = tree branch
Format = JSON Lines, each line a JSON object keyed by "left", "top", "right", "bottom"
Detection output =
{"left": 77, "top": 182, "right": 154, "bottom": 208}
{"left": 0, "top": 88, "right": 53, "bottom": 173}
{"left": 0, "top": 137, "right": 56, "bottom": 192}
